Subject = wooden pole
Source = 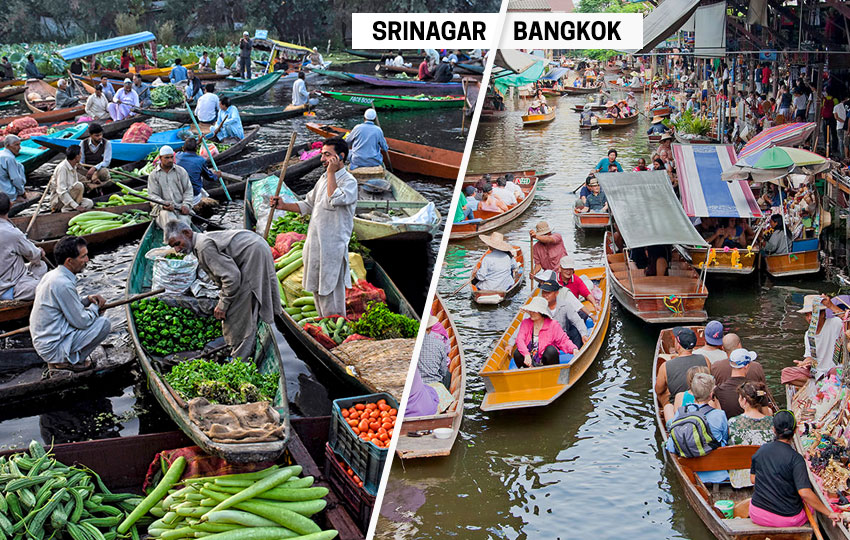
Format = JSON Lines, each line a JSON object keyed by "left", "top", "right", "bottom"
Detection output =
{"left": 262, "top": 132, "right": 298, "bottom": 241}
{"left": 26, "top": 179, "right": 52, "bottom": 236}
{"left": 183, "top": 97, "right": 230, "bottom": 202}
{"left": 529, "top": 232, "right": 535, "bottom": 290}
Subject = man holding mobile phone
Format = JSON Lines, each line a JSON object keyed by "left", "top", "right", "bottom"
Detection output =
{"left": 270, "top": 138, "right": 357, "bottom": 317}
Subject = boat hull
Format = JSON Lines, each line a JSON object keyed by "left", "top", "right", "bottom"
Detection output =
{"left": 137, "top": 106, "right": 305, "bottom": 125}
{"left": 562, "top": 85, "right": 602, "bottom": 95}
{"left": 471, "top": 248, "right": 525, "bottom": 305}
{"left": 685, "top": 246, "right": 758, "bottom": 275}
{"left": 450, "top": 175, "right": 538, "bottom": 240}
{"left": 348, "top": 73, "right": 462, "bottom": 90}
{"left": 322, "top": 90, "right": 464, "bottom": 110}
{"left": 522, "top": 109, "right": 556, "bottom": 126}
{"left": 597, "top": 114, "right": 639, "bottom": 129}
{"left": 764, "top": 249, "right": 820, "bottom": 277}
{"left": 573, "top": 211, "right": 611, "bottom": 229}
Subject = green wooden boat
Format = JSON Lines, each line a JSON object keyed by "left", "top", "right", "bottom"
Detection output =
{"left": 18, "top": 122, "right": 89, "bottom": 175}
{"left": 125, "top": 223, "right": 291, "bottom": 462}
{"left": 312, "top": 69, "right": 358, "bottom": 83}
{"left": 219, "top": 71, "right": 284, "bottom": 104}
{"left": 136, "top": 105, "right": 308, "bottom": 125}
{"left": 321, "top": 90, "right": 464, "bottom": 110}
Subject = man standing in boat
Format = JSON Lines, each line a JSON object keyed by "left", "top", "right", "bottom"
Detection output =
{"left": 269, "top": 138, "right": 357, "bottom": 317}
{"left": 346, "top": 109, "right": 388, "bottom": 171}
{"left": 530, "top": 221, "right": 568, "bottom": 277}
{"left": 164, "top": 220, "right": 281, "bottom": 360}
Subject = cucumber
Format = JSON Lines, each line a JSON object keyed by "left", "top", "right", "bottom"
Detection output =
{"left": 284, "top": 307, "right": 301, "bottom": 315}
{"left": 291, "top": 297, "right": 315, "bottom": 307}
{"left": 301, "top": 310, "right": 318, "bottom": 319}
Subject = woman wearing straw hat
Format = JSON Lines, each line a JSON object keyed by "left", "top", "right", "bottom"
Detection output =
{"left": 513, "top": 296, "right": 578, "bottom": 369}
{"left": 647, "top": 115, "right": 670, "bottom": 136}
{"left": 472, "top": 232, "right": 517, "bottom": 292}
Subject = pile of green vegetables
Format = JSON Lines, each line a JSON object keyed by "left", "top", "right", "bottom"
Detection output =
{"left": 267, "top": 214, "right": 369, "bottom": 256}
{"left": 132, "top": 298, "right": 223, "bottom": 356}
{"left": 143, "top": 462, "right": 337, "bottom": 540}
{"left": 66, "top": 210, "right": 150, "bottom": 236}
{"left": 164, "top": 358, "right": 278, "bottom": 405}
{"left": 0, "top": 440, "right": 145, "bottom": 540}
{"left": 150, "top": 85, "right": 185, "bottom": 108}
{"left": 351, "top": 301, "right": 418, "bottom": 340}
{"left": 164, "top": 253, "right": 185, "bottom": 260}
{"left": 297, "top": 316, "right": 353, "bottom": 345}
{"left": 95, "top": 190, "right": 149, "bottom": 208}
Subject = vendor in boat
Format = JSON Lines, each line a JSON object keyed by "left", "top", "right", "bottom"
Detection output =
{"left": 54, "top": 79, "right": 78, "bottom": 109}
{"left": 198, "top": 51, "right": 211, "bottom": 72}
{"left": 165, "top": 220, "right": 282, "bottom": 360}
{"left": 25, "top": 54, "right": 44, "bottom": 79}
{"left": 513, "top": 296, "right": 578, "bottom": 369}
{"left": 0, "top": 135, "right": 26, "bottom": 204}
{"left": 210, "top": 97, "right": 244, "bottom": 143}
{"left": 407, "top": 367, "right": 440, "bottom": 417}
{"left": 530, "top": 221, "right": 568, "bottom": 276}
{"left": 292, "top": 72, "right": 318, "bottom": 109}
{"left": 175, "top": 137, "right": 222, "bottom": 207}
{"left": 594, "top": 149, "right": 623, "bottom": 173}
{"left": 78, "top": 122, "right": 112, "bottom": 190}
{"left": 85, "top": 85, "right": 110, "bottom": 121}
{"left": 781, "top": 294, "right": 847, "bottom": 388}
{"left": 654, "top": 327, "right": 711, "bottom": 410}
{"left": 540, "top": 278, "right": 590, "bottom": 347}
{"left": 432, "top": 57, "right": 454, "bottom": 84}
{"left": 148, "top": 145, "right": 193, "bottom": 229}
{"left": 417, "top": 55, "right": 433, "bottom": 81}
{"left": 107, "top": 78, "right": 139, "bottom": 122}
{"left": 0, "top": 193, "right": 47, "bottom": 301}
{"left": 581, "top": 179, "right": 608, "bottom": 214}
{"left": 418, "top": 315, "right": 451, "bottom": 388}
{"left": 473, "top": 232, "right": 517, "bottom": 292}
{"left": 169, "top": 58, "right": 188, "bottom": 84}
{"left": 629, "top": 71, "right": 641, "bottom": 88}
{"left": 30, "top": 236, "right": 112, "bottom": 372}
{"left": 647, "top": 116, "right": 670, "bottom": 136}
{"left": 184, "top": 69, "right": 203, "bottom": 102}
{"left": 346, "top": 109, "right": 388, "bottom": 170}
{"left": 626, "top": 91, "right": 638, "bottom": 111}
{"left": 308, "top": 47, "right": 325, "bottom": 67}
{"left": 215, "top": 52, "right": 230, "bottom": 76}
{"left": 50, "top": 146, "right": 93, "bottom": 212}
{"left": 748, "top": 411, "right": 842, "bottom": 527}
{"left": 133, "top": 74, "right": 151, "bottom": 108}
{"left": 270, "top": 137, "right": 357, "bottom": 318}
{"left": 1, "top": 57, "right": 14, "bottom": 80}
{"left": 194, "top": 84, "right": 219, "bottom": 124}
{"left": 761, "top": 214, "right": 792, "bottom": 255}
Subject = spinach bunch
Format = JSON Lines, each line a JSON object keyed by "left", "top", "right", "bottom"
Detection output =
{"left": 164, "top": 358, "right": 279, "bottom": 404}
{"left": 350, "top": 301, "right": 419, "bottom": 340}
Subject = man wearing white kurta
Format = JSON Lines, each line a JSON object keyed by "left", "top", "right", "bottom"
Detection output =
{"left": 107, "top": 79, "right": 139, "bottom": 121}
{"left": 0, "top": 193, "right": 47, "bottom": 301}
{"left": 271, "top": 138, "right": 357, "bottom": 317}
{"left": 147, "top": 146, "right": 193, "bottom": 229}
{"left": 85, "top": 85, "right": 111, "bottom": 121}
{"left": 194, "top": 84, "right": 220, "bottom": 123}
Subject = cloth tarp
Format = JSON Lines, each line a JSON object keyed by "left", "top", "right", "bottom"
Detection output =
{"left": 494, "top": 61, "right": 546, "bottom": 95}
{"left": 747, "top": 0, "right": 769, "bottom": 26}
{"left": 541, "top": 67, "right": 569, "bottom": 81}
{"left": 57, "top": 32, "right": 156, "bottom": 60}
{"left": 634, "top": 0, "right": 702, "bottom": 54}
{"left": 673, "top": 144, "right": 762, "bottom": 219}
{"left": 598, "top": 171, "right": 708, "bottom": 248}
{"left": 494, "top": 49, "right": 543, "bottom": 74}
{"left": 694, "top": 2, "right": 727, "bottom": 57}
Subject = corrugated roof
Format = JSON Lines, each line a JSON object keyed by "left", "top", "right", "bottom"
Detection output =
{"left": 508, "top": 0, "right": 552, "bottom": 11}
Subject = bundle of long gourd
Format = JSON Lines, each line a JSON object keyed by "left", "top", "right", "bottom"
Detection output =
{"left": 66, "top": 210, "right": 151, "bottom": 236}
{"left": 95, "top": 190, "right": 149, "bottom": 208}
{"left": 145, "top": 463, "right": 338, "bottom": 540}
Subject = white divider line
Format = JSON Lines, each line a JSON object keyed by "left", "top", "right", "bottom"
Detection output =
{"left": 364, "top": 4, "right": 511, "bottom": 539}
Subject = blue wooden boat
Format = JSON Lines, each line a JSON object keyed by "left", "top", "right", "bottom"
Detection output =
{"left": 17, "top": 123, "right": 89, "bottom": 174}
{"left": 32, "top": 128, "right": 187, "bottom": 164}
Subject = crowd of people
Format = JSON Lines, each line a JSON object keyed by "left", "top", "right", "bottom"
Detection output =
{"left": 453, "top": 172, "right": 526, "bottom": 223}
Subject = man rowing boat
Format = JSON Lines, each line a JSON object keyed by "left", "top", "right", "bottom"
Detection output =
{"left": 347, "top": 109, "right": 388, "bottom": 170}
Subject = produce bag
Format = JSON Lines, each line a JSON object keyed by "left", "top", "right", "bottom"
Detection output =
{"left": 122, "top": 122, "right": 153, "bottom": 143}
{"left": 345, "top": 280, "right": 386, "bottom": 319}
{"left": 146, "top": 247, "right": 198, "bottom": 294}
{"left": 282, "top": 266, "right": 306, "bottom": 305}
{"left": 250, "top": 175, "right": 299, "bottom": 234}
{"left": 332, "top": 338, "right": 414, "bottom": 398}
{"left": 5, "top": 117, "right": 37, "bottom": 135}
{"left": 349, "top": 252, "right": 367, "bottom": 281}
{"left": 305, "top": 323, "right": 339, "bottom": 349}
{"left": 272, "top": 231, "right": 306, "bottom": 258}
{"left": 188, "top": 397, "right": 286, "bottom": 443}
{"left": 189, "top": 267, "right": 220, "bottom": 299}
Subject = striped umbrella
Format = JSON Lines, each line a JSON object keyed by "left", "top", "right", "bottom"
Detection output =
{"left": 737, "top": 122, "right": 817, "bottom": 160}
{"left": 721, "top": 146, "right": 829, "bottom": 183}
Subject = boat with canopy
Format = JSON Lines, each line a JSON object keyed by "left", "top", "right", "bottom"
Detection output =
{"left": 56, "top": 32, "right": 168, "bottom": 80}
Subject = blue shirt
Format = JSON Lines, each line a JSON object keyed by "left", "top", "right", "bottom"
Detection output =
{"left": 666, "top": 405, "right": 729, "bottom": 483}
{"left": 175, "top": 152, "right": 216, "bottom": 196}
{"left": 0, "top": 148, "right": 25, "bottom": 199}
{"left": 347, "top": 121, "right": 389, "bottom": 169}
{"left": 213, "top": 106, "right": 244, "bottom": 140}
{"left": 595, "top": 157, "right": 623, "bottom": 172}
{"left": 647, "top": 123, "right": 669, "bottom": 135}
{"left": 170, "top": 65, "right": 188, "bottom": 83}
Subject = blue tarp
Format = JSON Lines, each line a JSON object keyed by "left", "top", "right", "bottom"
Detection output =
{"left": 541, "top": 67, "right": 568, "bottom": 81}
{"left": 56, "top": 32, "right": 156, "bottom": 60}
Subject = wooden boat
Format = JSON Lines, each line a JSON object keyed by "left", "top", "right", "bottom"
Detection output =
{"left": 561, "top": 85, "right": 603, "bottom": 95}
{"left": 571, "top": 103, "right": 606, "bottom": 112}
{"left": 34, "top": 127, "right": 185, "bottom": 163}
{"left": 344, "top": 49, "right": 394, "bottom": 60}
{"left": 653, "top": 329, "right": 812, "bottom": 540}
{"left": 470, "top": 248, "right": 525, "bottom": 304}
{"left": 126, "top": 223, "right": 290, "bottom": 462}
{"left": 680, "top": 246, "right": 759, "bottom": 275}
{"left": 0, "top": 85, "right": 25, "bottom": 100}
{"left": 137, "top": 105, "right": 308, "bottom": 125}
{"left": 313, "top": 69, "right": 358, "bottom": 83}
{"left": 651, "top": 106, "right": 672, "bottom": 117}
{"left": 478, "top": 266, "right": 611, "bottom": 411}
{"left": 306, "top": 123, "right": 460, "bottom": 180}
{"left": 347, "top": 73, "right": 462, "bottom": 91}
{"left": 0, "top": 79, "right": 26, "bottom": 90}
{"left": 375, "top": 64, "right": 419, "bottom": 76}
{"left": 20, "top": 80, "right": 86, "bottom": 123}
{"left": 764, "top": 239, "right": 820, "bottom": 277}
{"left": 456, "top": 62, "right": 484, "bottom": 74}
{"left": 609, "top": 81, "right": 647, "bottom": 93}
{"left": 219, "top": 71, "right": 284, "bottom": 104}
{"left": 8, "top": 190, "right": 41, "bottom": 217}
{"left": 321, "top": 90, "right": 464, "bottom": 110}
{"left": 0, "top": 425, "right": 365, "bottom": 540}
{"left": 450, "top": 175, "right": 539, "bottom": 240}
{"left": 395, "top": 295, "right": 466, "bottom": 459}
{"left": 540, "top": 88, "right": 568, "bottom": 96}
{"left": 351, "top": 167, "right": 441, "bottom": 242}
{"left": 464, "top": 170, "right": 552, "bottom": 183}
{"left": 573, "top": 209, "right": 612, "bottom": 229}
{"left": 597, "top": 113, "right": 639, "bottom": 130}
{"left": 0, "top": 299, "right": 34, "bottom": 324}
{"left": 521, "top": 108, "right": 557, "bottom": 126}
{"left": 479, "top": 107, "right": 508, "bottom": 122}
{"left": 243, "top": 181, "right": 419, "bottom": 398}
{"left": 604, "top": 231, "right": 708, "bottom": 323}
{"left": 19, "top": 122, "right": 90, "bottom": 174}
{"left": 92, "top": 65, "right": 225, "bottom": 83}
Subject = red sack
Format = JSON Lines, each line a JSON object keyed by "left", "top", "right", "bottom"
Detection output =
{"left": 6, "top": 117, "right": 37, "bottom": 135}
{"left": 274, "top": 232, "right": 306, "bottom": 256}
{"left": 271, "top": 247, "right": 281, "bottom": 259}
{"left": 345, "top": 279, "right": 386, "bottom": 320}
{"left": 142, "top": 445, "right": 274, "bottom": 493}
{"left": 341, "top": 334, "right": 373, "bottom": 344}
{"left": 17, "top": 127, "right": 48, "bottom": 140}
{"left": 122, "top": 122, "right": 153, "bottom": 143}
{"left": 305, "top": 323, "right": 338, "bottom": 350}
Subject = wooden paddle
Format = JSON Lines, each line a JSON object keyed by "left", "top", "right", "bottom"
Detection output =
{"left": 804, "top": 505, "right": 825, "bottom": 540}
{"left": 0, "top": 288, "right": 165, "bottom": 339}
{"left": 25, "top": 180, "right": 51, "bottom": 236}
{"left": 449, "top": 274, "right": 474, "bottom": 295}
{"left": 183, "top": 97, "right": 231, "bottom": 202}
{"left": 262, "top": 132, "right": 298, "bottom": 241}
{"left": 529, "top": 231, "right": 535, "bottom": 290}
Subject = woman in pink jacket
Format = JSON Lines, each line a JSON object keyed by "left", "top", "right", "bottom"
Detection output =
{"left": 513, "top": 296, "right": 578, "bottom": 369}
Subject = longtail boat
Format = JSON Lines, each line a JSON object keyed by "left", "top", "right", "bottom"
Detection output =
{"left": 521, "top": 108, "right": 557, "bottom": 126}
{"left": 450, "top": 175, "right": 539, "bottom": 241}
{"left": 396, "top": 294, "right": 466, "bottom": 459}
{"left": 219, "top": 71, "right": 284, "bottom": 104}
{"left": 313, "top": 69, "right": 358, "bottom": 83}
{"left": 306, "top": 122, "right": 460, "bottom": 180}
{"left": 470, "top": 248, "right": 525, "bottom": 305}
{"left": 597, "top": 113, "right": 639, "bottom": 130}
{"left": 764, "top": 239, "right": 821, "bottom": 277}
{"left": 680, "top": 246, "right": 759, "bottom": 275}
{"left": 347, "top": 73, "right": 462, "bottom": 91}
{"left": 561, "top": 85, "right": 603, "bottom": 95}
{"left": 126, "top": 223, "right": 291, "bottom": 462}
{"left": 137, "top": 105, "right": 308, "bottom": 125}
{"left": 18, "top": 122, "right": 89, "bottom": 174}
{"left": 321, "top": 90, "right": 464, "bottom": 110}
{"left": 540, "top": 88, "right": 569, "bottom": 96}
{"left": 479, "top": 267, "right": 611, "bottom": 411}
{"left": 654, "top": 328, "right": 811, "bottom": 540}
{"left": 573, "top": 210, "right": 612, "bottom": 230}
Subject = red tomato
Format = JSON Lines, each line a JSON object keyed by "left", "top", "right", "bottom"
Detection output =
{"left": 366, "top": 403, "right": 377, "bottom": 410}
{"left": 369, "top": 422, "right": 380, "bottom": 431}
{"left": 389, "top": 408, "right": 398, "bottom": 416}
{"left": 341, "top": 409, "right": 349, "bottom": 418}
{"left": 352, "top": 427, "right": 360, "bottom": 435}
{"left": 355, "top": 403, "right": 365, "bottom": 411}
{"left": 377, "top": 399, "right": 387, "bottom": 406}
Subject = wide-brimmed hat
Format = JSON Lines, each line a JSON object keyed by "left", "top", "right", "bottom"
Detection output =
{"left": 605, "top": 100, "right": 616, "bottom": 107}
{"left": 583, "top": 103, "right": 592, "bottom": 111}
{"left": 521, "top": 296, "right": 552, "bottom": 317}
{"left": 729, "top": 348, "right": 757, "bottom": 368}
{"left": 428, "top": 314, "right": 440, "bottom": 327}
{"left": 630, "top": 71, "right": 639, "bottom": 76}
{"left": 535, "top": 221, "right": 552, "bottom": 235}
{"left": 652, "top": 115, "right": 664, "bottom": 123}
{"left": 627, "top": 91, "right": 635, "bottom": 96}
{"left": 704, "top": 320, "right": 724, "bottom": 346}
{"left": 479, "top": 231, "right": 514, "bottom": 253}
{"left": 797, "top": 294, "right": 819, "bottom": 314}
{"left": 660, "top": 133, "right": 673, "bottom": 141}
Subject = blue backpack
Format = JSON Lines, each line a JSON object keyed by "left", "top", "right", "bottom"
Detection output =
{"left": 669, "top": 403, "right": 721, "bottom": 458}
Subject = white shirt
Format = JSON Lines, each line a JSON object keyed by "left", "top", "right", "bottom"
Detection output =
{"left": 506, "top": 181, "right": 524, "bottom": 201}
{"left": 199, "top": 55, "right": 210, "bottom": 69}
{"left": 195, "top": 92, "right": 220, "bottom": 123}
{"left": 85, "top": 93, "right": 110, "bottom": 119}
{"left": 215, "top": 57, "right": 229, "bottom": 75}
{"left": 804, "top": 316, "right": 845, "bottom": 379}
{"left": 835, "top": 102, "right": 847, "bottom": 130}
{"left": 292, "top": 78, "right": 310, "bottom": 106}
{"left": 492, "top": 185, "right": 516, "bottom": 206}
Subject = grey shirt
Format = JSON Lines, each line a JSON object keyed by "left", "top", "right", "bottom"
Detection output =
{"left": 30, "top": 266, "right": 99, "bottom": 358}
{"left": 418, "top": 332, "right": 449, "bottom": 384}
{"left": 764, "top": 230, "right": 791, "bottom": 255}
{"left": 0, "top": 219, "right": 40, "bottom": 297}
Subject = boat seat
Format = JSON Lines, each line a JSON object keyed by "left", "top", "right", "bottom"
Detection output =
{"left": 630, "top": 276, "right": 701, "bottom": 295}
{"left": 724, "top": 518, "right": 810, "bottom": 534}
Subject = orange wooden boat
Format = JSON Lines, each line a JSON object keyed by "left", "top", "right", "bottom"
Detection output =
{"left": 450, "top": 175, "right": 538, "bottom": 240}
{"left": 682, "top": 246, "right": 759, "bottom": 276}
{"left": 306, "top": 122, "right": 460, "bottom": 180}
{"left": 573, "top": 210, "right": 611, "bottom": 230}
{"left": 596, "top": 113, "right": 639, "bottom": 130}
{"left": 521, "top": 107, "right": 556, "bottom": 126}
{"left": 764, "top": 239, "right": 820, "bottom": 277}
{"left": 470, "top": 247, "right": 525, "bottom": 304}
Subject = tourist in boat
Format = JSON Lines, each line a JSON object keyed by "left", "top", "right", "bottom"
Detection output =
{"left": 454, "top": 186, "right": 474, "bottom": 223}
{"left": 49, "top": 146, "right": 93, "bottom": 212}
{"left": 632, "top": 158, "right": 648, "bottom": 172}
{"left": 654, "top": 327, "right": 711, "bottom": 408}
{"left": 670, "top": 365, "right": 710, "bottom": 412}
{"left": 727, "top": 381, "right": 773, "bottom": 488}
{"left": 647, "top": 116, "right": 670, "bottom": 135}
{"left": 580, "top": 103, "right": 597, "bottom": 128}
{"left": 210, "top": 97, "right": 244, "bottom": 143}
{"left": 530, "top": 221, "right": 568, "bottom": 276}
{"left": 693, "top": 320, "right": 727, "bottom": 363}
{"left": 478, "top": 185, "right": 507, "bottom": 213}
{"left": 664, "top": 373, "right": 728, "bottom": 473}
{"left": 0, "top": 193, "right": 47, "bottom": 302}
{"left": 85, "top": 85, "right": 110, "bottom": 121}
{"left": 99, "top": 76, "right": 115, "bottom": 101}
{"left": 473, "top": 232, "right": 517, "bottom": 292}
{"left": 626, "top": 91, "right": 638, "bottom": 111}
{"left": 464, "top": 186, "right": 478, "bottom": 212}
{"left": 433, "top": 57, "right": 454, "bottom": 83}
{"left": 603, "top": 101, "right": 620, "bottom": 119}
{"left": 594, "top": 149, "right": 623, "bottom": 172}
{"left": 147, "top": 145, "right": 193, "bottom": 229}
{"left": 578, "top": 174, "right": 594, "bottom": 204}
{"left": 215, "top": 52, "right": 230, "bottom": 76}
{"left": 582, "top": 179, "right": 608, "bottom": 213}
{"left": 184, "top": 69, "right": 203, "bottom": 102}
{"left": 761, "top": 214, "right": 791, "bottom": 255}
{"left": 346, "top": 109, "right": 388, "bottom": 170}
{"left": 504, "top": 173, "right": 525, "bottom": 202}
{"left": 133, "top": 74, "right": 151, "bottom": 108}
{"left": 119, "top": 50, "right": 133, "bottom": 73}
{"left": 513, "top": 296, "right": 578, "bottom": 369}
{"left": 270, "top": 138, "right": 357, "bottom": 318}
{"left": 25, "top": 54, "right": 44, "bottom": 79}
{"left": 0, "top": 135, "right": 25, "bottom": 203}
{"left": 491, "top": 177, "right": 516, "bottom": 206}
{"left": 782, "top": 294, "right": 847, "bottom": 387}
{"left": 30, "top": 236, "right": 111, "bottom": 372}
{"left": 418, "top": 55, "right": 433, "bottom": 81}
{"left": 107, "top": 78, "right": 139, "bottom": 122}
{"left": 78, "top": 122, "right": 112, "bottom": 190}
{"left": 176, "top": 137, "right": 222, "bottom": 206}
{"left": 555, "top": 256, "right": 600, "bottom": 312}
{"left": 1, "top": 57, "right": 15, "bottom": 80}
{"left": 169, "top": 58, "right": 188, "bottom": 84}
{"left": 712, "top": 333, "right": 767, "bottom": 386}
{"left": 540, "top": 278, "right": 590, "bottom": 347}
{"left": 713, "top": 349, "right": 765, "bottom": 419}
{"left": 418, "top": 314, "right": 450, "bottom": 387}
{"left": 53, "top": 79, "right": 78, "bottom": 109}
{"left": 194, "top": 83, "right": 219, "bottom": 124}
{"left": 164, "top": 220, "right": 281, "bottom": 360}
{"left": 748, "top": 411, "right": 842, "bottom": 527}
{"left": 198, "top": 51, "right": 211, "bottom": 72}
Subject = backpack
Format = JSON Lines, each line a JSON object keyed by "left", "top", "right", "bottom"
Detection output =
{"left": 669, "top": 403, "right": 721, "bottom": 458}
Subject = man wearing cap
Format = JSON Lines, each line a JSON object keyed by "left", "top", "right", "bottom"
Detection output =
{"left": 694, "top": 320, "right": 728, "bottom": 363}
{"left": 50, "top": 146, "right": 93, "bottom": 212}
{"left": 194, "top": 84, "right": 219, "bottom": 124}
{"left": 210, "top": 97, "right": 244, "bottom": 143}
{"left": 464, "top": 185, "right": 478, "bottom": 212}
{"left": 540, "top": 278, "right": 589, "bottom": 346}
{"left": 239, "top": 32, "right": 253, "bottom": 80}
{"left": 433, "top": 57, "right": 454, "bottom": 83}
{"left": 148, "top": 145, "right": 193, "bottom": 229}
{"left": 77, "top": 123, "right": 112, "bottom": 189}
{"left": 714, "top": 348, "right": 763, "bottom": 419}
{"left": 646, "top": 116, "right": 670, "bottom": 135}
{"left": 346, "top": 109, "right": 388, "bottom": 170}
{"left": 714, "top": 332, "right": 766, "bottom": 386}
{"left": 54, "top": 79, "right": 78, "bottom": 110}
{"left": 782, "top": 294, "right": 847, "bottom": 387}
{"left": 582, "top": 179, "right": 608, "bottom": 213}
{"left": 654, "top": 327, "right": 711, "bottom": 407}
{"left": 530, "top": 221, "right": 568, "bottom": 277}
{"left": 308, "top": 47, "right": 324, "bottom": 67}
{"left": 107, "top": 78, "right": 139, "bottom": 121}
{"left": 169, "top": 58, "right": 188, "bottom": 84}
{"left": 472, "top": 232, "right": 517, "bottom": 292}
{"left": 85, "top": 85, "right": 110, "bottom": 121}
{"left": 555, "top": 255, "right": 600, "bottom": 312}
{"left": 0, "top": 135, "right": 26, "bottom": 204}
{"left": 291, "top": 72, "right": 318, "bottom": 108}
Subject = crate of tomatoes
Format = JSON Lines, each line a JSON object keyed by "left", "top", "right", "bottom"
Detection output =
{"left": 324, "top": 442, "right": 375, "bottom": 533}
{"left": 329, "top": 392, "right": 398, "bottom": 496}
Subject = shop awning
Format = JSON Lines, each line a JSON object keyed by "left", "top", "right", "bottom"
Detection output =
{"left": 494, "top": 49, "right": 542, "bottom": 74}
{"left": 56, "top": 32, "right": 156, "bottom": 60}
{"left": 634, "top": 0, "right": 702, "bottom": 54}
{"left": 541, "top": 67, "right": 569, "bottom": 81}
{"left": 598, "top": 171, "right": 708, "bottom": 248}
{"left": 252, "top": 38, "right": 312, "bottom": 55}
{"left": 673, "top": 144, "right": 762, "bottom": 219}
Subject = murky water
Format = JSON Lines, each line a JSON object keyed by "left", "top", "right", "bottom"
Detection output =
{"left": 0, "top": 65, "right": 458, "bottom": 448}
{"left": 377, "top": 90, "right": 832, "bottom": 539}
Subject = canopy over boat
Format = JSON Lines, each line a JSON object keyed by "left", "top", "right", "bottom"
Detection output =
{"left": 721, "top": 146, "right": 830, "bottom": 183}
{"left": 56, "top": 32, "right": 156, "bottom": 60}
{"left": 673, "top": 144, "right": 762, "bottom": 219}
{"left": 540, "top": 67, "right": 569, "bottom": 81}
{"left": 598, "top": 171, "right": 708, "bottom": 248}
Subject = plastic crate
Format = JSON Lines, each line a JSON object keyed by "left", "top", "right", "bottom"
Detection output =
{"left": 329, "top": 392, "right": 398, "bottom": 496}
{"left": 324, "top": 443, "right": 375, "bottom": 534}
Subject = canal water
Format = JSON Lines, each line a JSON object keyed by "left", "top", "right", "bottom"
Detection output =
{"left": 376, "top": 90, "right": 832, "bottom": 539}
{"left": 0, "top": 62, "right": 459, "bottom": 450}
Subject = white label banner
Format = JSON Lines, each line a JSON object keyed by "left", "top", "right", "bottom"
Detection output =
{"left": 351, "top": 13, "right": 500, "bottom": 49}
{"left": 501, "top": 13, "right": 643, "bottom": 49}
